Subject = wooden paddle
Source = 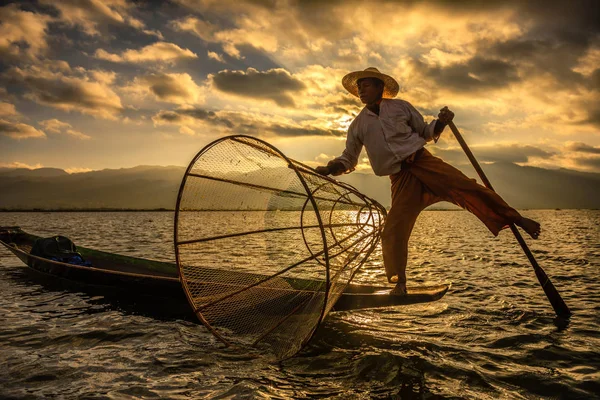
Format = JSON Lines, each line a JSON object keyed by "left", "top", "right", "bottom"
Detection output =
{"left": 447, "top": 120, "right": 571, "bottom": 318}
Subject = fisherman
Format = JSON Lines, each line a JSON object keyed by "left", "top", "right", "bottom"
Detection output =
{"left": 315, "top": 67, "right": 541, "bottom": 295}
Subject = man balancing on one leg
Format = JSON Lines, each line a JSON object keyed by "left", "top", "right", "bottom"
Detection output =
{"left": 315, "top": 67, "right": 541, "bottom": 295}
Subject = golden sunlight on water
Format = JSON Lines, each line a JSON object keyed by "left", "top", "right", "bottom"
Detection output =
{"left": 0, "top": 210, "right": 598, "bottom": 398}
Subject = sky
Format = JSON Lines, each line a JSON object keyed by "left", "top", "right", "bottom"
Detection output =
{"left": 0, "top": 0, "right": 599, "bottom": 174}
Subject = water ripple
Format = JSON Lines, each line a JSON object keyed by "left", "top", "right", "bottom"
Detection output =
{"left": 0, "top": 210, "right": 598, "bottom": 398}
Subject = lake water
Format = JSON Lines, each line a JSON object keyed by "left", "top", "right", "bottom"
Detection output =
{"left": 0, "top": 210, "right": 598, "bottom": 399}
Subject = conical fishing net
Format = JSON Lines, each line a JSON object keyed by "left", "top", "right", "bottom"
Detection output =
{"left": 174, "top": 135, "right": 386, "bottom": 360}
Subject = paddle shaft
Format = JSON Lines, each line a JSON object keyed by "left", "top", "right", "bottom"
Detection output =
{"left": 447, "top": 121, "right": 571, "bottom": 318}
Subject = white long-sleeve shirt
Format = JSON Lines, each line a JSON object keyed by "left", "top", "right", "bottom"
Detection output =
{"left": 334, "top": 99, "right": 440, "bottom": 176}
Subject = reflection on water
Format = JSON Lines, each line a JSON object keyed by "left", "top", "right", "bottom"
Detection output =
{"left": 0, "top": 210, "right": 599, "bottom": 398}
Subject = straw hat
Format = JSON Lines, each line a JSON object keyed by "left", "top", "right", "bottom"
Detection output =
{"left": 342, "top": 67, "right": 399, "bottom": 99}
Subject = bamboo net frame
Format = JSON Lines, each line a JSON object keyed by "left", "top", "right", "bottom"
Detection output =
{"left": 174, "top": 135, "right": 386, "bottom": 360}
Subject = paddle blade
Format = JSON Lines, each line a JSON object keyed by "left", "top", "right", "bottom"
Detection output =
{"left": 533, "top": 261, "right": 571, "bottom": 318}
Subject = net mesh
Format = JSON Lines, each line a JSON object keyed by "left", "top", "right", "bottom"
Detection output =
{"left": 174, "top": 135, "right": 386, "bottom": 360}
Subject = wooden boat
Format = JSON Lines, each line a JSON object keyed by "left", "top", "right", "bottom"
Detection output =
{"left": 0, "top": 226, "right": 449, "bottom": 315}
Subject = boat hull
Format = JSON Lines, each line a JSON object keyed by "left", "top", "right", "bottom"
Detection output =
{"left": 0, "top": 227, "right": 449, "bottom": 315}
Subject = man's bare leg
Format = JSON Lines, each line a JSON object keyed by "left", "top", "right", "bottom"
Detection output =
{"left": 516, "top": 217, "right": 541, "bottom": 239}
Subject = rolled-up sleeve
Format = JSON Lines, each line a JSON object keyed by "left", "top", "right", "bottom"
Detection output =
{"left": 334, "top": 122, "right": 363, "bottom": 172}
{"left": 405, "top": 101, "right": 440, "bottom": 143}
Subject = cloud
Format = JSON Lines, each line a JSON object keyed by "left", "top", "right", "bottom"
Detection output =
{"left": 63, "top": 129, "right": 91, "bottom": 140}
{"left": 94, "top": 42, "right": 197, "bottom": 64}
{"left": 0, "top": 119, "right": 46, "bottom": 139}
{"left": 573, "top": 47, "right": 600, "bottom": 77}
{"left": 179, "top": 125, "right": 196, "bottom": 135}
{"left": 207, "top": 51, "right": 225, "bottom": 63}
{"left": 431, "top": 143, "right": 555, "bottom": 165}
{"left": 171, "top": 0, "right": 600, "bottom": 136}
{"left": 2, "top": 0, "right": 599, "bottom": 174}
{"left": 39, "top": 118, "right": 71, "bottom": 133}
{"left": 64, "top": 167, "right": 93, "bottom": 174}
{"left": 210, "top": 68, "right": 306, "bottom": 107}
{"left": 585, "top": 107, "right": 600, "bottom": 127}
{"left": 267, "top": 124, "right": 343, "bottom": 137}
{"left": 233, "top": 115, "right": 344, "bottom": 138}
{"left": 152, "top": 106, "right": 345, "bottom": 139}
{"left": 171, "top": 15, "right": 278, "bottom": 58}
{"left": 168, "top": 0, "right": 594, "bottom": 138}
{"left": 152, "top": 108, "right": 234, "bottom": 130}
{"left": 173, "top": 0, "right": 523, "bottom": 68}
{"left": 3, "top": 64, "right": 123, "bottom": 119}
{"left": 0, "top": 102, "right": 18, "bottom": 117}
{"left": 574, "top": 156, "right": 600, "bottom": 169}
{"left": 171, "top": 16, "right": 218, "bottom": 43}
{"left": 315, "top": 153, "right": 334, "bottom": 163}
{"left": 221, "top": 110, "right": 345, "bottom": 138}
{"left": 413, "top": 56, "right": 520, "bottom": 92}
{"left": 0, "top": 4, "right": 51, "bottom": 61}
{"left": 567, "top": 142, "right": 600, "bottom": 154}
{"left": 592, "top": 68, "right": 600, "bottom": 91}
{"left": 90, "top": 70, "right": 117, "bottom": 85}
{"left": 39, "top": 118, "right": 91, "bottom": 139}
{"left": 125, "top": 73, "right": 204, "bottom": 104}
{"left": 561, "top": 141, "right": 600, "bottom": 172}
{"left": 40, "top": 0, "right": 150, "bottom": 36}
{"left": 0, "top": 161, "right": 44, "bottom": 169}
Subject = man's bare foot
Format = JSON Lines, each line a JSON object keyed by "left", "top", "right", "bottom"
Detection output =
{"left": 390, "top": 282, "right": 407, "bottom": 296}
{"left": 517, "top": 217, "right": 541, "bottom": 239}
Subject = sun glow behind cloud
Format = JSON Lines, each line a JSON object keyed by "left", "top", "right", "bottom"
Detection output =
{"left": 0, "top": 0, "right": 598, "bottom": 174}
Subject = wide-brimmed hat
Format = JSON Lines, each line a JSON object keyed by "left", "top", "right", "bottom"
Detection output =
{"left": 342, "top": 67, "right": 399, "bottom": 99}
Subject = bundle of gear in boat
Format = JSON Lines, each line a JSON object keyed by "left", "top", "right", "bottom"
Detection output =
{"left": 30, "top": 235, "right": 91, "bottom": 267}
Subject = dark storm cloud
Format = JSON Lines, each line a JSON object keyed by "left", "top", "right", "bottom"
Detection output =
{"left": 268, "top": 124, "right": 344, "bottom": 137}
{"left": 416, "top": 56, "right": 520, "bottom": 92}
{"left": 514, "top": 0, "right": 600, "bottom": 39}
{"left": 211, "top": 68, "right": 306, "bottom": 107}
{"left": 232, "top": 122, "right": 342, "bottom": 137}
{"left": 477, "top": 1, "right": 598, "bottom": 87}
{"left": 432, "top": 144, "right": 555, "bottom": 165}
{"left": 2, "top": 66, "right": 122, "bottom": 118}
{"left": 152, "top": 108, "right": 234, "bottom": 128}
{"left": 227, "top": 115, "right": 344, "bottom": 137}
{"left": 133, "top": 73, "right": 202, "bottom": 104}
{"left": 152, "top": 107, "right": 344, "bottom": 138}
{"left": 568, "top": 142, "right": 600, "bottom": 154}
{"left": 397, "top": 0, "right": 598, "bottom": 92}
{"left": 417, "top": 0, "right": 600, "bottom": 32}
{"left": 575, "top": 156, "right": 600, "bottom": 169}
{"left": 481, "top": 37, "right": 590, "bottom": 90}
{"left": 150, "top": 79, "right": 186, "bottom": 98}
{"left": 586, "top": 109, "right": 600, "bottom": 128}
{"left": 592, "top": 69, "right": 600, "bottom": 91}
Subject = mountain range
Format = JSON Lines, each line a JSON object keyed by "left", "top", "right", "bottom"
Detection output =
{"left": 0, "top": 163, "right": 598, "bottom": 210}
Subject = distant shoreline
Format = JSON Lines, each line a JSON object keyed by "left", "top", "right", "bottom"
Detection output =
{"left": 0, "top": 208, "right": 595, "bottom": 212}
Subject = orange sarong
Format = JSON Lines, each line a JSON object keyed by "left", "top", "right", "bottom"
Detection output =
{"left": 381, "top": 148, "right": 521, "bottom": 283}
